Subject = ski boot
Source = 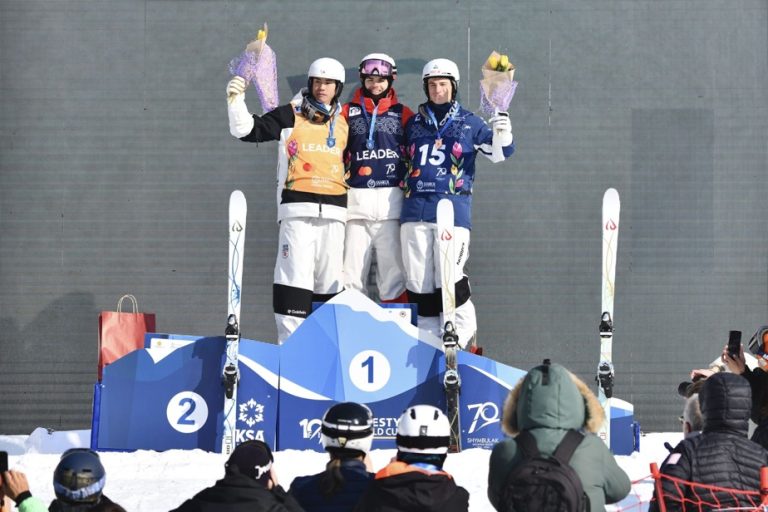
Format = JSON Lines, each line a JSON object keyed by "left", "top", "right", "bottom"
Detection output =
{"left": 596, "top": 361, "right": 614, "bottom": 398}
{"left": 599, "top": 311, "right": 613, "bottom": 338}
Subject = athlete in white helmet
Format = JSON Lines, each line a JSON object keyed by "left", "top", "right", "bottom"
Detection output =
{"left": 341, "top": 54, "right": 414, "bottom": 304}
{"left": 226, "top": 58, "right": 349, "bottom": 343}
{"left": 401, "top": 58, "right": 515, "bottom": 349}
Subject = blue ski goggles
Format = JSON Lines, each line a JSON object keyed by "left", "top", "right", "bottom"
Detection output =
{"left": 747, "top": 325, "right": 768, "bottom": 359}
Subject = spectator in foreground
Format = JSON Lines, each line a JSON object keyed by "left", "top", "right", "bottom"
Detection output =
{"left": 289, "top": 402, "right": 375, "bottom": 511}
{"left": 171, "top": 440, "right": 304, "bottom": 512}
{"left": 487, "top": 359, "right": 631, "bottom": 512}
{"left": 1, "top": 469, "right": 46, "bottom": 512}
{"left": 649, "top": 371, "right": 768, "bottom": 512}
{"left": 49, "top": 448, "right": 125, "bottom": 512}
{"left": 353, "top": 404, "right": 469, "bottom": 512}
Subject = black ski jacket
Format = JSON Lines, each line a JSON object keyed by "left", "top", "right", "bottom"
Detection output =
{"left": 352, "top": 461, "right": 469, "bottom": 512}
{"left": 649, "top": 372, "right": 768, "bottom": 512}
{"left": 169, "top": 472, "right": 305, "bottom": 512}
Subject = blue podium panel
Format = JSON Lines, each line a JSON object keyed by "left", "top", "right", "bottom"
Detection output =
{"left": 92, "top": 334, "right": 278, "bottom": 452}
{"left": 455, "top": 351, "right": 527, "bottom": 449}
{"left": 278, "top": 292, "right": 445, "bottom": 451}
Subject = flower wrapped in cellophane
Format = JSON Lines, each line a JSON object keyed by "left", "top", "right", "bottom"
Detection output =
{"left": 228, "top": 23, "right": 279, "bottom": 113}
{"left": 479, "top": 51, "right": 518, "bottom": 117}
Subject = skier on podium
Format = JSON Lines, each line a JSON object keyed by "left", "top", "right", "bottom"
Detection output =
{"left": 226, "top": 58, "right": 349, "bottom": 343}
{"left": 400, "top": 58, "right": 515, "bottom": 348}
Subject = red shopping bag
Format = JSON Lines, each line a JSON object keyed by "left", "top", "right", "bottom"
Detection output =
{"left": 98, "top": 295, "right": 156, "bottom": 381}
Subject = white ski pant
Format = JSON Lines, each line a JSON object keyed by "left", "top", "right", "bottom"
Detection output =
{"left": 343, "top": 219, "right": 406, "bottom": 301}
{"left": 400, "top": 221, "right": 476, "bottom": 348}
{"left": 273, "top": 217, "right": 344, "bottom": 343}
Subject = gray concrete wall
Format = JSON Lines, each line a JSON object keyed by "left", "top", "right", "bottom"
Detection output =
{"left": 1, "top": 0, "right": 766, "bottom": 433}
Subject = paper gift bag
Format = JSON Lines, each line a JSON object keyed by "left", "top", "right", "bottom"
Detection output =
{"left": 98, "top": 294, "right": 156, "bottom": 381}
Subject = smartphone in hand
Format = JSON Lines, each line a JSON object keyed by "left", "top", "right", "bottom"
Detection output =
{"left": 728, "top": 330, "right": 742, "bottom": 359}
{"left": 0, "top": 450, "right": 8, "bottom": 472}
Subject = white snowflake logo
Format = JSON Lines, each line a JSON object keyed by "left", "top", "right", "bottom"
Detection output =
{"left": 238, "top": 398, "right": 265, "bottom": 427}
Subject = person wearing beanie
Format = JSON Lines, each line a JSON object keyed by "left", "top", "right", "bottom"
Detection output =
{"left": 649, "top": 371, "right": 768, "bottom": 512}
{"left": 289, "top": 402, "right": 375, "bottom": 511}
{"left": 353, "top": 404, "right": 469, "bottom": 512}
{"left": 487, "top": 360, "right": 630, "bottom": 512}
{"left": 170, "top": 440, "right": 304, "bottom": 512}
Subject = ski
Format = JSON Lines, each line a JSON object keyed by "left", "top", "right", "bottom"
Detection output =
{"left": 437, "top": 198, "right": 461, "bottom": 453}
{"left": 223, "top": 190, "right": 247, "bottom": 455}
{"left": 597, "top": 188, "right": 620, "bottom": 448}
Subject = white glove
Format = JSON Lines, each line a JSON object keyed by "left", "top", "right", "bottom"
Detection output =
{"left": 490, "top": 112, "right": 513, "bottom": 147}
{"left": 226, "top": 76, "right": 247, "bottom": 98}
{"left": 227, "top": 76, "right": 254, "bottom": 138}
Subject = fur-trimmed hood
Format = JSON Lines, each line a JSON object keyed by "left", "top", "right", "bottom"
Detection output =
{"left": 501, "top": 362, "right": 604, "bottom": 435}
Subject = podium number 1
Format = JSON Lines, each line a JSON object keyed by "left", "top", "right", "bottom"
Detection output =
{"left": 349, "top": 350, "right": 391, "bottom": 392}
{"left": 362, "top": 355, "right": 374, "bottom": 383}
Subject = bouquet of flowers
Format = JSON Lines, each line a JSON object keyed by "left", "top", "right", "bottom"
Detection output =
{"left": 479, "top": 51, "right": 518, "bottom": 117}
{"left": 228, "top": 23, "right": 279, "bottom": 113}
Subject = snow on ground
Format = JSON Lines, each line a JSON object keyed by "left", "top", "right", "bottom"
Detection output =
{"left": 0, "top": 428, "right": 680, "bottom": 511}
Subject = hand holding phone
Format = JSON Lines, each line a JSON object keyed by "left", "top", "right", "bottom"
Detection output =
{"left": 728, "top": 330, "right": 742, "bottom": 359}
{"left": 0, "top": 450, "right": 8, "bottom": 473}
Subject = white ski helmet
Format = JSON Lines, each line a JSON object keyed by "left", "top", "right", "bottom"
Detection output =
{"left": 359, "top": 53, "right": 397, "bottom": 79}
{"left": 321, "top": 402, "right": 374, "bottom": 456}
{"left": 396, "top": 404, "right": 451, "bottom": 455}
{"left": 422, "top": 58, "right": 460, "bottom": 100}
{"left": 307, "top": 57, "right": 345, "bottom": 103}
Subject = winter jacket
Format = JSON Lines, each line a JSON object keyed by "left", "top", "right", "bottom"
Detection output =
{"left": 289, "top": 458, "right": 374, "bottom": 512}
{"left": 11, "top": 493, "right": 46, "bottom": 512}
{"left": 237, "top": 96, "right": 349, "bottom": 223}
{"left": 649, "top": 371, "right": 768, "bottom": 512}
{"left": 48, "top": 495, "right": 123, "bottom": 511}
{"left": 169, "top": 471, "right": 305, "bottom": 512}
{"left": 740, "top": 366, "right": 768, "bottom": 449}
{"left": 400, "top": 101, "right": 514, "bottom": 229}
{"left": 487, "top": 362, "right": 631, "bottom": 512}
{"left": 341, "top": 88, "right": 413, "bottom": 222}
{"left": 353, "top": 461, "right": 469, "bottom": 512}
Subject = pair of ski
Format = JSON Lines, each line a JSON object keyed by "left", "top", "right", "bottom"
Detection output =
{"left": 223, "top": 190, "right": 619, "bottom": 454}
{"left": 437, "top": 189, "right": 621, "bottom": 453}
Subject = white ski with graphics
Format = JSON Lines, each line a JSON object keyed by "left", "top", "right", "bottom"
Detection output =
{"left": 437, "top": 198, "right": 461, "bottom": 453}
{"left": 223, "top": 190, "right": 247, "bottom": 455}
{"left": 597, "top": 188, "right": 620, "bottom": 447}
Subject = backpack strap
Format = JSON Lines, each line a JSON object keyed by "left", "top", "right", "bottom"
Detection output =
{"left": 552, "top": 429, "right": 584, "bottom": 465}
{"left": 515, "top": 430, "right": 541, "bottom": 460}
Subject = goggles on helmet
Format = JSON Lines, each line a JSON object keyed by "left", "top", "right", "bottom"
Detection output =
{"left": 360, "top": 58, "right": 394, "bottom": 78}
{"left": 747, "top": 325, "right": 768, "bottom": 359}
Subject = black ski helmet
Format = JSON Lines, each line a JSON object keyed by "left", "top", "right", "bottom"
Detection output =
{"left": 53, "top": 448, "right": 106, "bottom": 505}
{"left": 321, "top": 402, "right": 374, "bottom": 456}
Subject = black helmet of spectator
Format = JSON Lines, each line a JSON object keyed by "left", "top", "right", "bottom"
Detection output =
{"left": 321, "top": 401, "right": 374, "bottom": 457}
{"left": 53, "top": 448, "right": 106, "bottom": 505}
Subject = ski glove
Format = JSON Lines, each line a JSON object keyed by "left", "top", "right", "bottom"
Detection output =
{"left": 227, "top": 76, "right": 255, "bottom": 138}
{"left": 490, "top": 112, "right": 513, "bottom": 147}
{"left": 227, "top": 76, "right": 247, "bottom": 98}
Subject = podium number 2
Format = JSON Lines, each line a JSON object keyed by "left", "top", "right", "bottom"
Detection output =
{"left": 167, "top": 391, "right": 209, "bottom": 434}
{"left": 349, "top": 350, "right": 391, "bottom": 392}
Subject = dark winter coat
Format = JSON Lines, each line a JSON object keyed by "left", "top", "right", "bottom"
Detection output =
{"left": 649, "top": 372, "right": 768, "bottom": 512}
{"left": 487, "top": 362, "right": 631, "bottom": 512}
{"left": 352, "top": 461, "right": 469, "bottom": 512}
{"left": 48, "top": 495, "right": 124, "bottom": 512}
{"left": 169, "top": 471, "right": 305, "bottom": 512}
{"left": 288, "top": 458, "right": 374, "bottom": 512}
{"left": 741, "top": 366, "right": 768, "bottom": 449}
